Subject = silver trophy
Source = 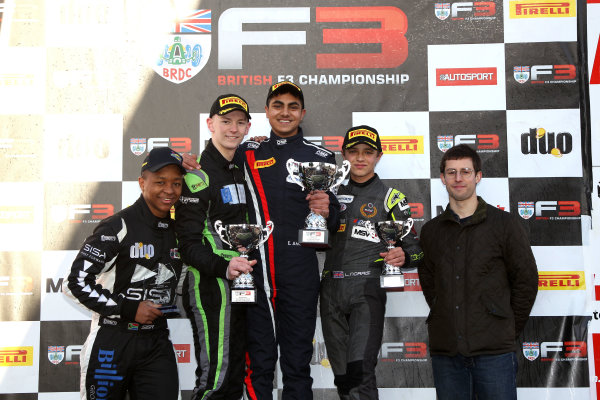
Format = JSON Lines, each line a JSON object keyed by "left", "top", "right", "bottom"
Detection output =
{"left": 214, "top": 220, "right": 274, "bottom": 304}
{"left": 374, "top": 219, "right": 414, "bottom": 288}
{"left": 286, "top": 159, "right": 350, "bottom": 248}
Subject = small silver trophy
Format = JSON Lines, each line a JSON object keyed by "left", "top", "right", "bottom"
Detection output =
{"left": 214, "top": 220, "right": 274, "bottom": 304}
{"left": 286, "top": 159, "right": 350, "bottom": 248}
{"left": 374, "top": 219, "right": 414, "bottom": 288}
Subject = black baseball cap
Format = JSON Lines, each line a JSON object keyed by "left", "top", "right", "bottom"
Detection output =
{"left": 141, "top": 147, "right": 186, "bottom": 175}
{"left": 342, "top": 125, "right": 383, "bottom": 152}
{"left": 266, "top": 81, "right": 304, "bottom": 108}
{"left": 209, "top": 94, "right": 251, "bottom": 119}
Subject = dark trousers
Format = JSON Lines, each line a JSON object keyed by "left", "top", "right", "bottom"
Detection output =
{"left": 432, "top": 352, "right": 518, "bottom": 400}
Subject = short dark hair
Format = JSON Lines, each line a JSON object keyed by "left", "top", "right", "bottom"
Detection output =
{"left": 439, "top": 144, "right": 482, "bottom": 174}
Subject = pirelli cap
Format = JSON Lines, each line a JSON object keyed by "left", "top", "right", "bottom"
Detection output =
{"left": 209, "top": 94, "right": 251, "bottom": 119}
{"left": 141, "top": 147, "right": 186, "bottom": 175}
{"left": 342, "top": 125, "right": 382, "bottom": 152}
{"left": 266, "top": 81, "right": 304, "bottom": 108}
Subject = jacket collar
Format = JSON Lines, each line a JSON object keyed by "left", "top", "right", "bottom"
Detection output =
{"left": 137, "top": 195, "right": 172, "bottom": 230}
{"left": 440, "top": 196, "right": 487, "bottom": 225}
{"left": 204, "top": 139, "right": 237, "bottom": 171}
{"left": 270, "top": 127, "right": 304, "bottom": 147}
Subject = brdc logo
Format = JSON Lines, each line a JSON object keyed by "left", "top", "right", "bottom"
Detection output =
{"left": 152, "top": 10, "right": 212, "bottom": 84}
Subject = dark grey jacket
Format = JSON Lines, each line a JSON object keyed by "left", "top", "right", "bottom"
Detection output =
{"left": 419, "top": 197, "right": 538, "bottom": 356}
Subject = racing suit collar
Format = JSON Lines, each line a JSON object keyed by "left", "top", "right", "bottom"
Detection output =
{"left": 348, "top": 173, "right": 378, "bottom": 188}
{"left": 270, "top": 127, "right": 304, "bottom": 147}
{"left": 205, "top": 139, "right": 237, "bottom": 171}
{"left": 137, "top": 195, "right": 172, "bottom": 230}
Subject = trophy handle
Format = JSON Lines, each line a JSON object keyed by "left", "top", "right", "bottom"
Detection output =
{"left": 214, "top": 220, "right": 232, "bottom": 248}
{"left": 330, "top": 160, "right": 351, "bottom": 191}
{"left": 400, "top": 218, "right": 414, "bottom": 241}
{"left": 259, "top": 221, "right": 274, "bottom": 246}
{"left": 286, "top": 158, "right": 305, "bottom": 190}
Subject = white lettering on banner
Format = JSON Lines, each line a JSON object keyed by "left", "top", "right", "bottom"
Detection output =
{"left": 219, "top": 8, "right": 310, "bottom": 69}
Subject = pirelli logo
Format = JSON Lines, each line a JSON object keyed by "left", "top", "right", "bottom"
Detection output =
{"left": 509, "top": 0, "right": 576, "bottom": 18}
{"left": 219, "top": 96, "right": 248, "bottom": 111}
{"left": 0, "top": 347, "right": 34, "bottom": 366}
{"left": 348, "top": 128, "right": 377, "bottom": 141}
{"left": 381, "top": 136, "right": 424, "bottom": 154}
{"left": 271, "top": 81, "right": 301, "bottom": 92}
{"left": 254, "top": 157, "right": 276, "bottom": 169}
{"left": 538, "top": 271, "right": 585, "bottom": 290}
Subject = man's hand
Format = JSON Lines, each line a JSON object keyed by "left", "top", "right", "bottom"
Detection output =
{"left": 182, "top": 153, "right": 200, "bottom": 170}
{"left": 134, "top": 300, "right": 163, "bottom": 324}
{"left": 249, "top": 136, "right": 268, "bottom": 143}
{"left": 226, "top": 257, "right": 257, "bottom": 280}
{"left": 306, "top": 190, "right": 330, "bottom": 219}
{"left": 381, "top": 246, "right": 406, "bottom": 267}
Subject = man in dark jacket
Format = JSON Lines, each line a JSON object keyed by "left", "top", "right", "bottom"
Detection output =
{"left": 320, "top": 125, "right": 423, "bottom": 400}
{"left": 418, "top": 144, "right": 538, "bottom": 400}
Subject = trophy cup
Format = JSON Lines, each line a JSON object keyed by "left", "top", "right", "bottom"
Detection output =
{"left": 286, "top": 159, "right": 350, "bottom": 248}
{"left": 214, "top": 220, "right": 274, "bottom": 304}
{"left": 374, "top": 219, "right": 414, "bottom": 288}
{"left": 148, "top": 262, "right": 181, "bottom": 318}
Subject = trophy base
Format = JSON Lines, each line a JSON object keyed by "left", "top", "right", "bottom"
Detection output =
{"left": 231, "top": 289, "right": 257, "bottom": 304}
{"left": 158, "top": 305, "right": 181, "bottom": 319}
{"left": 380, "top": 274, "right": 405, "bottom": 288}
{"left": 299, "top": 229, "right": 329, "bottom": 248}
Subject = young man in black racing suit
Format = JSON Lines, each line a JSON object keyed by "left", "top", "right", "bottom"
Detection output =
{"left": 175, "top": 94, "right": 255, "bottom": 399}
{"left": 64, "top": 147, "right": 186, "bottom": 400}
{"left": 320, "top": 125, "right": 424, "bottom": 400}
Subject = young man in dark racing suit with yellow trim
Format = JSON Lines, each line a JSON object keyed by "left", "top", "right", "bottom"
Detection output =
{"left": 175, "top": 94, "right": 255, "bottom": 400}
{"left": 320, "top": 125, "right": 424, "bottom": 400}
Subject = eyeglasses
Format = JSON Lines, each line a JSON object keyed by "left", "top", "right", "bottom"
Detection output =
{"left": 444, "top": 168, "right": 475, "bottom": 179}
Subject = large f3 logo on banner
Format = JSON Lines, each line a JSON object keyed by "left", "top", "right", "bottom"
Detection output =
{"left": 219, "top": 7, "right": 408, "bottom": 69}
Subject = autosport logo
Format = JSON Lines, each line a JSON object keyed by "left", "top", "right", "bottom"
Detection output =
{"left": 436, "top": 67, "right": 497, "bottom": 86}
{"left": 538, "top": 271, "right": 585, "bottom": 290}
{"left": 402, "top": 273, "right": 423, "bottom": 291}
{"left": 509, "top": 0, "right": 576, "bottom": 18}
{"left": 173, "top": 344, "right": 191, "bottom": 363}
{"left": 513, "top": 64, "right": 576, "bottom": 84}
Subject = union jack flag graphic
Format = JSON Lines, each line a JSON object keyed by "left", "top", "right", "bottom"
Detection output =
{"left": 173, "top": 9, "right": 211, "bottom": 33}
